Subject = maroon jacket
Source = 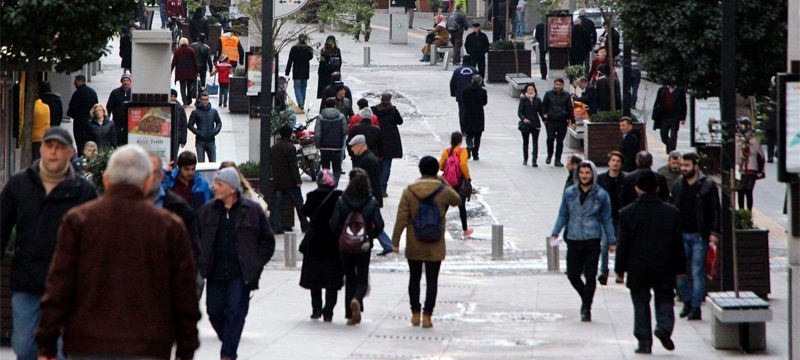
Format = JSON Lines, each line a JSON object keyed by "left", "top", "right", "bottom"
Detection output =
{"left": 36, "top": 184, "right": 200, "bottom": 359}
{"left": 172, "top": 45, "right": 199, "bottom": 81}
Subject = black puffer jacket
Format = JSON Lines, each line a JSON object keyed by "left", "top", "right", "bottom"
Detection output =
{"left": 187, "top": 103, "right": 222, "bottom": 142}
{"left": 315, "top": 108, "right": 347, "bottom": 150}
{"left": 0, "top": 163, "right": 97, "bottom": 295}
{"left": 87, "top": 117, "right": 118, "bottom": 148}
{"left": 371, "top": 104, "right": 404, "bottom": 159}
{"left": 542, "top": 89, "right": 574, "bottom": 123}
{"left": 517, "top": 95, "right": 543, "bottom": 131}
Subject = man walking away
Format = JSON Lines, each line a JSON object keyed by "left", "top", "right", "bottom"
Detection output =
{"left": 392, "top": 156, "right": 461, "bottom": 328}
{"left": 188, "top": 7, "right": 209, "bottom": 43}
{"left": 371, "top": 92, "right": 404, "bottom": 197}
{"left": 657, "top": 150, "right": 682, "bottom": 192}
{"left": 162, "top": 151, "right": 213, "bottom": 210}
{"left": 36, "top": 145, "right": 200, "bottom": 360}
{"left": 460, "top": 75, "right": 487, "bottom": 160}
{"left": 67, "top": 75, "right": 98, "bottom": 153}
{"left": 652, "top": 85, "right": 687, "bottom": 154}
{"left": 669, "top": 152, "right": 720, "bottom": 321}
{"left": 197, "top": 167, "right": 275, "bottom": 360}
{"left": 270, "top": 124, "right": 311, "bottom": 233}
{"left": 187, "top": 92, "right": 222, "bottom": 162}
{"left": 542, "top": 78, "right": 574, "bottom": 167}
{"left": 619, "top": 116, "right": 640, "bottom": 173}
{"left": 596, "top": 151, "right": 626, "bottom": 285}
{"left": 172, "top": 37, "right": 199, "bottom": 106}
{"left": 534, "top": 22, "right": 547, "bottom": 80}
{"left": 106, "top": 73, "right": 133, "bottom": 146}
{"left": 450, "top": 55, "right": 478, "bottom": 133}
{"left": 594, "top": 64, "right": 621, "bottom": 112}
{"left": 190, "top": 33, "right": 214, "bottom": 93}
{"left": 349, "top": 135, "right": 393, "bottom": 256}
{"left": 286, "top": 34, "right": 314, "bottom": 110}
{"left": 317, "top": 98, "right": 348, "bottom": 184}
{"left": 620, "top": 151, "right": 670, "bottom": 208}
{"left": 577, "top": 9, "right": 596, "bottom": 73}
{"left": 446, "top": 5, "right": 469, "bottom": 64}
{"left": 550, "top": 161, "right": 615, "bottom": 322}
{"left": 347, "top": 111, "right": 383, "bottom": 160}
{"left": 616, "top": 171, "right": 686, "bottom": 354}
{"left": 1, "top": 128, "right": 97, "bottom": 360}
{"left": 38, "top": 82, "right": 63, "bottom": 127}
{"left": 464, "top": 23, "right": 490, "bottom": 79}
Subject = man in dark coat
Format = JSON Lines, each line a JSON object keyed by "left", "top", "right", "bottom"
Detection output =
{"left": 38, "top": 82, "right": 63, "bottom": 127}
{"left": 269, "top": 124, "right": 310, "bottom": 233}
{"left": 570, "top": 20, "right": 590, "bottom": 66}
{"left": 67, "top": 75, "right": 98, "bottom": 154}
{"left": 188, "top": 8, "right": 209, "bottom": 43}
{"left": 450, "top": 55, "right": 478, "bottom": 132}
{"left": 446, "top": 4, "right": 469, "bottom": 65}
{"left": 190, "top": 33, "right": 214, "bottom": 93}
{"left": 594, "top": 64, "right": 621, "bottom": 112}
{"left": 600, "top": 24, "right": 621, "bottom": 58}
{"left": 347, "top": 108, "right": 383, "bottom": 159}
{"left": 320, "top": 72, "right": 354, "bottom": 110}
{"left": 1, "top": 128, "right": 97, "bottom": 360}
{"left": 618, "top": 117, "right": 640, "bottom": 173}
{"left": 170, "top": 89, "right": 189, "bottom": 148}
{"left": 106, "top": 73, "right": 133, "bottom": 146}
{"left": 651, "top": 85, "right": 687, "bottom": 154}
{"left": 620, "top": 151, "right": 670, "bottom": 208}
{"left": 542, "top": 78, "right": 573, "bottom": 167}
{"left": 534, "top": 22, "right": 548, "bottom": 80}
{"left": 371, "top": 92, "right": 404, "bottom": 196}
{"left": 349, "top": 135, "right": 382, "bottom": 208}
{"left": 285, "top": 34, "right": 314, "bottom": 109}
{"left": 120, "top": 25, "right": 134, "bottom": 72}
{"left": 172, "top": 38, "right": 199, "bottom": 106}
{"left": 464, "top": 23, "right": 490, "bottom": 79}
{"left": 575, "top": 77, "right": 596, "bottom": 114}
{"left": 596, "top": 151, "right": 625, "bottom": 285}
{"left": 460, "top": 75, "right": 488, "bottom": 160}
{"left": 578, "top": 10, "right": 597, "bottom": 71}
{"left": 616, "top": 171, "right": 686, "bottom": 354}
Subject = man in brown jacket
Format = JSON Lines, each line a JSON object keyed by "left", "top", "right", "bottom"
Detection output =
{"left": 391, "top": 156, "right": 461, "bottom": 329}
{"left": 36, "top": 145, "right": 201, "bottom": 360}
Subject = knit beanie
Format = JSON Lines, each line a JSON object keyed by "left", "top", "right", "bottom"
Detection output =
{"left": 214, "top": 167, "right": 242, "bottom": 192}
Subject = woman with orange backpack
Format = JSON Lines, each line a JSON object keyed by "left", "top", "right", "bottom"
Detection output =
{"left": 439, "top": 131, "right": 473, "bottom": 239}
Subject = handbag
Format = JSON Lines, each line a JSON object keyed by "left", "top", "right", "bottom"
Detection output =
{"left": 705, "top": 242, "right": 718, "bottom": 281}
{"left": 299, "top": 190, "right": 337, "bottom": 254}
{"left": 458, "top": 178, "right": 473, "bottom": 201}
{"left": 207, "top": 74, "right": 219, "bottom": 95}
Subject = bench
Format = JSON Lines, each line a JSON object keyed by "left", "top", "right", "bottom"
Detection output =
{"left": 505, "top": 73, "right": 534, "bottom": 98}
{"left": 566, "top": 126, "right": 584, "bottom": 149}
{"left": 707, "top": 291, "right": 772, "bottom": 353}
{"left": 430, "top": 44, "right": 454, "bottom": 69}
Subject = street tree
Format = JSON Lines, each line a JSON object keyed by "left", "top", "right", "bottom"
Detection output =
{"left": 1, "top": 0, "right": 139, "bottom": 167}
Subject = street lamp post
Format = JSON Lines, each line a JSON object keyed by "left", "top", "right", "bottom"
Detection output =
{"left": 719, "top": 0, "right": 736, "bottom": 292}
{"left": 259, "top": 0, "right": 274, "bottom": 196}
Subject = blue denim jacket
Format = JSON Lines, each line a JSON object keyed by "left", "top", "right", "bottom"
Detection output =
{"left": 551, "top": 161, "right": 616, "bottom": 244}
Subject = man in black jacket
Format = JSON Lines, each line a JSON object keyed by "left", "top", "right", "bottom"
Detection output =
{"left": 171, "top": 89, "right": 189, "bottom": 148}
{"left": 316, "top": 98, "right": 349, "bottom": 184}
{"left": 197, "top": 167, "right": 275, "bottom": 360}
{"left": 190, "top": 33, "right": 214, "bottom": 93}
{"left": 461, "top": 75, "right": 488, "bottom": 160}
{"left": 620, "top": 151, "right": 670, "bottom": 209}
{"left": 534, "top": 22, "right": 547, "bottom": 80}
{"left": 616, "top": 171, "right": 686, "bottom": 355}
{"left": 446, "top": 4, "right": 469, "bottom": 65}
{"left": 187, "top": 93, "right": 223, "bottom": 162}
{"left": 619, "top": 116, "right": 640, "bottom": 172}
{"left": 596, "top": 151, "right": 626, "bottom": 285}
{"left": 594, "top": 64, "right": 621, "bottom": 112}
{"left": 285, "top": 34, "right": 314, "bottom": 109}
{"left": 450, "top": 55, "right": 478, "bottom": 130}
{"left": 669, "top": 152, "right": 720, "bottom": 321}
{"left": 651, "top": 85, "right": 687, "bottom": 154}
{"left": 106, "top": 74, "right": 133, "bottom": 146}
{"left": 542, "top": 78, "right": 574, "bottom": 167}
{"left": 188, "top": 8, "right": 209, "bottom": 43}
{"left": 67, "top": 75, "right": 98, "bottom": 153}
{"left": 1, "top": 128, "right": 97, "bottom": 360}
{"left": 464, "top": 23, "right": 490, "bottom": 78}
{"left": 270, "top": 124, "right": 310, "bottom": 233}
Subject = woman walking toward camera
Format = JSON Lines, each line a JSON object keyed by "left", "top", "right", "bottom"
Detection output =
{"left": 517, "top": 83, "right": 543, "bottom": 166}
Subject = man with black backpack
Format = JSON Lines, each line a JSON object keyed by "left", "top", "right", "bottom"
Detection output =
{"left": 391, "top": 156, "right": 461, "bottom": 329}
{"left": 446, "top": 4, "right": 469, "bottom": 65}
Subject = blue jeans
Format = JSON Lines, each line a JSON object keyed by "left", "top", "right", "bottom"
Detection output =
{"left": 159, "top": 0, "right": 168, "bottom": 28}
{"left": 676, "top": 233, "right": 706, "bottom": 308}
{"left": 196, "top": 140, "right": 217, "bottom": 162}
{"left": 206, "top": 278, "right": 250, "bottom": 360}
{"left": 377, "top": 231, "right": 392, "bottom": 251}
{"left": 293, "top": 79, "right": 307, "bottom": 109}
{"left": 380, "top": 158, "right": 393, "bottom": 194}
{"left": 12, "top": 292, "right": 64, "bottom": 360}
{"left": 515, "top": 10, "right": 525, "bottom": 37}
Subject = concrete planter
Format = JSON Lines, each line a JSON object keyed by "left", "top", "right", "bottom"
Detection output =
{"left": 583, "top": 120, "right": 646, "bottom": 166}
{"left": 707, "top": 228, "right": 771, "bottom": 299}
{"left": 487, "top": 49, "right": 531, "bottom": 83}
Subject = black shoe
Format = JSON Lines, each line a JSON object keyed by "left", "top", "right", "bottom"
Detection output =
{"left": 377, "top": 248, "right": 392, "bottom": 256}
{"left": 634, "top": 344, "right": 652, "bottom": 354}
{"left": 382, "top": 192, "right": 388, "bottom": 198}
{"left": 580, "top": 306, "right": 591, "bottom": 322}
{"left": 679, "top": 303, "right": 692, "bottom": 318}
{"left": 654, "top": 329, "right": 675, "bottom": 351}
{"left": 323, "top": 315, "right": 333, "bottom": 322}
{"left": 532, "top": 162, "right": 538, "bottom": 167}
{"left": 473, "top": 153, "right": 479, "bottom": 160}
{"left": 598, "top": 272, "right": 608, "bottom": 286}
{"left": 466, "top": 148, "right": 472, "bottom": 159}
{"left": 768, "top": 158, "right": 774, "bottom": 163}
{"left": 311, "top": 311, "right": 322, "bottom": 320}
{"left": 545, "top": 155, "right": 552, "bottom": 165}
{"left": 687, "top": 307, "right": 702, "bottom": 320}
{"left": 523, "top": 160, "right": 528, "bottom": 165}
{"left": 554, "top": 161, "right": 564, "bottom": 167}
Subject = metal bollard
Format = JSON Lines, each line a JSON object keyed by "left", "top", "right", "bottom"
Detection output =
{"left": 284, "top": 232, "right": 297, "bottom": 268}
{"left": 491, "top": 224, "right": 504, "bottom": 259}
{"left": 546, "top": 237, "right": 560, "bottom": 272}
{"left": 363, "top": 46, "right": 371, "bottom": 67}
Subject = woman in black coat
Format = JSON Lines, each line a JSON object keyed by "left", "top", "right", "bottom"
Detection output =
{"left": 87, "top": 104, "right": 117, "bottom": 148}
{"left": 370, "top": 92, "right": 404, "bottom": 196}
{"left": 517, "top": 83, "right": 544, "bottom": 166}
{"left": 120, "top": 27, "right": 133, "bottom": 71}
{"left": 300, "top": 169, "right": 344, "bottom": 322}
{"left": 460, "top": 75, "right": 488, "bottom": 159}
{"left": 316, "top": 35, "right": 342, "bottom": 99}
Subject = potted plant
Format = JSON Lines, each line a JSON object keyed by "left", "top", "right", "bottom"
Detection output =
{"left": 229, "top": 67, "right": 249, "bottom": 114}
{"left": 237, "top": 160, "right": 260, "bottom": 190}
{"left": 582, "top": 111, "right": 646, "bottom": 166}
{"left": 564, "top": 64, "right": 585, "bottom": 86}
{"left": 487, "top": 40, "right": 531, "bottom": 83}
{"left": 87, "top": 147, "right": 115, "bottom": 192}
{"left": 707, "top": 209, "right": 771, "bottom": 299}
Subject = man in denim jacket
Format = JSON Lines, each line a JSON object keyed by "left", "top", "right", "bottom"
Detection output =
{"left": 550, "top": 160, "right": 616, "bottom": 322}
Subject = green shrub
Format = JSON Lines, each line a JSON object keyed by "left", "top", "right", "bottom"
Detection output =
{"left": 270, "top": 109, "right": 294, "bottom": 135}
{"left": 489, "top": 40, "right": 525, "bottom": 50}
{"left": 735, "top": 209, "right": 755, "bottom": 229}
{"left": 233, "top": 67, "right": 247, "bottom": 77}
{"left": 564, "top": 65, "right": 585, "bottom": 83}
{"left": 88, "top": 147, "right": 115, "bottom": 191}
{"left": 237, "top": 161, "right": 260, "bottom": 179}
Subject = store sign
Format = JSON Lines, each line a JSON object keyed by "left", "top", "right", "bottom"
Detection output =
{"left": 547, "top": 16, "right": 572, "bottom": 48}
{"left": 127, "top": 105, "right": 174, "bottom": 164}
{"left": 690, "top": 97, "right": 722, "bottom": 146}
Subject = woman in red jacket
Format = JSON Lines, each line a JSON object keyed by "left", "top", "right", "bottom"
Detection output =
{"left": 171, "top": 37, "right": 199, "bottom": 106}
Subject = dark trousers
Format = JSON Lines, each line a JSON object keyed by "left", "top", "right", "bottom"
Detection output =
{"left": 455, "top": 183, "right": 468, "bottom": 231}
{"left": 269, "top": 186, "right": 310, "bottom": 231}
{"left": 179, "top": 79, "right": 197, "bottom": 105}
{"left": 520, "top": 128, "right": 540, "bottom": 163}
{"left": 310, "top": 288, "right": 338, "bottom": 318}
{"left": 659, "top": 118, "right": 680, "bottom": 153}
{"left": 539, "top": 48, "right": 548, "bottom": 79}
{"left": 197, "top": 67, "right": 208, "bottom": 92}
{"left": 630, "top": 69, "right": 642, "bottom": 107}
{"left": 545, "top": 121, "right": 568, "bottom": 161}
{"left": 492, "top": 20, "right": 505, "bottom": 42}
{"left": 206, "top": 277, "right": 250, "bottom": 360}
{"left": 565, "top": 239, "right": 601, "bottom": 309}
{"left": 408, "top": 260, "right": 442, "bottom": 315}
{"left": 465, "top": 131, "right": 482, "bottom": 157}
{"left": 320, "top": 149, "right": 343, "bottom": 185}
{"left": 341, "top": 251, "right": 370, "bottom": 319}
{"left": 219, "top": 83, "right": 230, "bottom": 107}
{"left": 472, "top": 54, "right": 486, "bottom": 79}
{"left": 449, "top": 30, "right": 463, "bottom": 64}
{"left": 765, "top": 130, "right": 777, "bottom": 161}
{"left": 116, "top": 123, "right": 128, "bottom": 146}
{"left": 630, "top": 287, "right": 675, "bottom": 346}
{"left": 738, "top": 173, "right": 757, "bottom": 210}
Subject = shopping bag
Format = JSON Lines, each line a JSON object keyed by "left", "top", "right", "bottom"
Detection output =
{"left": 207, "top": 75, "right": 219, "bottom": 95}
{"left": 705, "top": 242, "right": 718, "bottom": 280}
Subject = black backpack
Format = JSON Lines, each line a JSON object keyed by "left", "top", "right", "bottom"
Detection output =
{"left": 413, "top": 185, "right": 445, "bottom": 243}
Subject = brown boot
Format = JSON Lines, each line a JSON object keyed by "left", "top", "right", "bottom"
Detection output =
{"left": 422, "top": 313, "right": 433, "bottom": 328}
{"left": 348, "top": 299, "right": 361, "bottom": 325}
{"left": 411, "top": 311, "right": 421, "bottom": 327}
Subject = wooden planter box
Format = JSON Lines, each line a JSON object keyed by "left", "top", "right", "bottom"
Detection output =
{"left": 487, "top": 49, "right": 531, "bottom": 83}
{"left": 707, "top": 228, "right": 771, "bottom": 299}
{"left": 229, "top": 76, "right": 249, "bottom": 114}
{"left": 583, "top": 121, "right": 647, "bottom": 166}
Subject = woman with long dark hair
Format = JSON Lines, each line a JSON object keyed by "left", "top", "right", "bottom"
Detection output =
{"left": 439, "top": 132, "right": 472, "bottom": 239}
{"left": 517, "top": 83, "right": 543, "bottom": 166}
{"left": 329, "top": 169, "right": 384, "bottom": 325}
{"left": 317, "top": 35, "right": 342, "bottom": 99}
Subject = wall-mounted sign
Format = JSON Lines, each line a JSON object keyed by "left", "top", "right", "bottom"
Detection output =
{"left": 690, "top": 96, "right": 722, "bottom": 146}
{"left": 547, "top": 16, "right": 572, "bottom": 49}
{"left": 777, "top": 73, "right": 800, "bottom": 183}
{"left": 126, "top": 104, "right": 175, "bottom": 164}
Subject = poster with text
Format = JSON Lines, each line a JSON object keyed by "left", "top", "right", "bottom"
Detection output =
{"left": 547, "top": 16, "right": 571, "bottom": 48}
{"left": 247, "top": 54, "right": 262, "bottom": 96}
{"left": 127, "top": 106, "right": 172, "bottom": 164}
{"left": 692, "top": 97, "right": 722, "bottom": 145}
{"left": 786, "top": 82, "right": 800, "bottom": 173}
